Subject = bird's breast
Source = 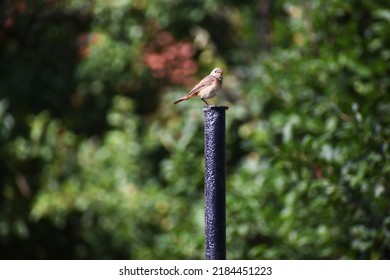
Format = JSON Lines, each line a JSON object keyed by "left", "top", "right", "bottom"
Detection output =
{"left": 198, "top": 79, "right": 221, "bottom": 99}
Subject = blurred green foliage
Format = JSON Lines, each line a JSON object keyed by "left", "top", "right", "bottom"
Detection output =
{"left": 1, "top": 0, "right": 389, "bottom": 259}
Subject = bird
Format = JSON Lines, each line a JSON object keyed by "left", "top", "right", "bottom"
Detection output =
{"left": 173, "top": 67, "right": 223, "bottom": 105}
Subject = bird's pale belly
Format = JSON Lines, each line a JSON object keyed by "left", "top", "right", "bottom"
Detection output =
{"left": 198, "top": 85, "right": 220, "bottom": 99}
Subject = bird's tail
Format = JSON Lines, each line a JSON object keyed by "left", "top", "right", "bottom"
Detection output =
{"left": 173, "top": 97, "right": 187, "bottom": 104}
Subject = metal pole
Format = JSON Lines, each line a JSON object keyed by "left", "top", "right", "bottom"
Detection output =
{"left": 203, "top": 105, "right": 228, "bottom": 260}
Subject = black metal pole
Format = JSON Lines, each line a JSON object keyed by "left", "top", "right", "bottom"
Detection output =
{"left": 204, "top": 105, "right": 228, "bottom": 260}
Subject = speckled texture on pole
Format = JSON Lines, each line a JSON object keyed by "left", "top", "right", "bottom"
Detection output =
{"left": 203, "top": 105, "right": 228, "bottom": 260}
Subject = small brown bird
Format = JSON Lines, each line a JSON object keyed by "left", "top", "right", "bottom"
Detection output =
{"left": 173, "top": 67, "right": 223, "bottom": 105}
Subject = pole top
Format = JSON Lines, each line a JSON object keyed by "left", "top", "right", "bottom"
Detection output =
{"left": 203, "top": 105, "right": 229, "bottom": 113}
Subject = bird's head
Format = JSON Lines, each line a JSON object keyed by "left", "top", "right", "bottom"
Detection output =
{"left": 211, "top": 67, "right": 223, "bottom": 80}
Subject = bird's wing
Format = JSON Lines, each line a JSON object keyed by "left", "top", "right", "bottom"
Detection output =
{"left": 187, "top": 75, "right": 214, "bottom": 96}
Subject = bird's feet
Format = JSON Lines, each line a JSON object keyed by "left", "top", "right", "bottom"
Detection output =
{"left": 201, "top": 98, "right": 211, "bottom": 105}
